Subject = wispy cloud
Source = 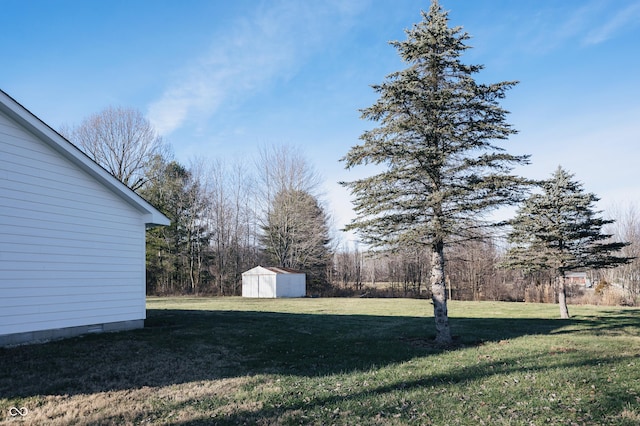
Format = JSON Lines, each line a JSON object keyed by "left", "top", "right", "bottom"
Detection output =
{"left": 148, "top": 0, "right": 366, "bottom": 137}
{"left": 583, "top": 2, "right": 640, "bottom": 45}
{"left": 506, "top": 0, "right": 640, "bottom": 55}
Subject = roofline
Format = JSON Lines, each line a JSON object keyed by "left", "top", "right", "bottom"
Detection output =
{"left": 0, "top": 89, "right": 170, "bottom": 226}
{"left": 242, "top": 265, "right": 306, "bottom": 275}
{"left": 265, "top": 266, "right": 305, "bottom": 274}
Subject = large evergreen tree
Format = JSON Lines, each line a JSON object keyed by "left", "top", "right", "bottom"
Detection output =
{"left": 341, "top": 0, "right": 529, "bottom": 344}
{"left": 504, "top": 166, "right": 631, "bottom": 318}
{"left": 261, "top": 189, "right": 332, "bottom": 294}
{"left": 141, "top": 158, "right": 209, "bottom": 294}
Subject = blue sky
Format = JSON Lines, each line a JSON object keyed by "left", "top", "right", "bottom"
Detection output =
{"left": 3, "top": 0, "right": 640, "bottom": 241}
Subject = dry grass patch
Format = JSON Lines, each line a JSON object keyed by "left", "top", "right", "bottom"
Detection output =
{"left": 13, "top": 377, "right": 252, "bottom": 425}
{"left": 619, "top": 406, "right": 640, "bottom": 423}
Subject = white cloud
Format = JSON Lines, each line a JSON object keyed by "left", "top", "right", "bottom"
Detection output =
{"left": 503, "top": 0, "right": 640, "bottom": 55}
{"left": 509, "top": 2, "right": 600, "bottom": 55}
{"left": 584, "top": 2, "right": 640, "bottom": 45}
{"left": 148, "top": 0, "right": 367, "bottom": 137}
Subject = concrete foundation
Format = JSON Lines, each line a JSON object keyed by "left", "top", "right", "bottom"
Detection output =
{"left": 0, "top": 320, "right": 144, "bottom": 347}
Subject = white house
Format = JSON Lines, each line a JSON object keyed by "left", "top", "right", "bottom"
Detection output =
{"left": 0, "top": 90, "right": 169, "bottom": 346}
{"left": 242, "top": 266, "right": 306, "bottom": 298}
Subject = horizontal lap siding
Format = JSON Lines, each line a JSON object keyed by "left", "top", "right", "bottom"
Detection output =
{"left": 275, "top": 274, "right": 306, "bottom": 298}
{"left": 0, "top": 111, "right": 146, "bottom": 336}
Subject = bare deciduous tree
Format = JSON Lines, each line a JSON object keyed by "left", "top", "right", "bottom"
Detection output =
{"left": 604, "top": 203, "right": 640, "bottom": 303}
{"left": 261, "top": 188, "right": 332, "bottom": 292}
{"left": 257, "top": 144, "right": 333, "bottom": 292}
{"left": 256, "top": 143, "right": 322, "bottom": 204}
{"left": 63, "top": 106, "right": 165, "bottom": 191}
{"left": 202, "top": 159, "right": 259, "bottom": 295}
{"left": 446, "top": 237, "right": 499, "bottom": 301}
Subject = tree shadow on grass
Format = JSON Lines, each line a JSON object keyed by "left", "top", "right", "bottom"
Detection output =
{"left": 1, "top": 307, "right": 638, "bottom": 401}
{"left": 175, "top": 350, "right": 639, "bottom": 425}
{"left": 567, "top": 309, "right": 640, "bottom": 336}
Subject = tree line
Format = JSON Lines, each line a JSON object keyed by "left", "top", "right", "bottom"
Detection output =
{"left": 139, "top": 146, "right": 332, "bottom": 296}
{"left": 334, "top": 204, "right": 640, "bottom": 308}
{"left": 62, "top": 112, "right": 333, "bottom": 296}
{"left": 61, "top": 0, "right": 636, "bottom": 345}
{"left": 61, "top": 103, "right": 639, "bottom": 309}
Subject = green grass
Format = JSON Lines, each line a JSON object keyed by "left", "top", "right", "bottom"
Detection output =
{"left": 1, "top": 298, "right": 639, "bottom": 425}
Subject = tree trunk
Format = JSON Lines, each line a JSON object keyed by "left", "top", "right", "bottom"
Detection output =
{"left": 558, "top": 273, "right": 570, "bottom": 319}
{"left": 431, "top": 241, "right": 452, "bottom": 345}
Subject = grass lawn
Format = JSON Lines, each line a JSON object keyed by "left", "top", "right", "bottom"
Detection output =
{"left": 1, "top": 298, "right": 639, "bottom": 425}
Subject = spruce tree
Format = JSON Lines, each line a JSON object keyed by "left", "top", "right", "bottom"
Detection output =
{"left": 504, "top": 166, "right": 631, "bottom": 318}
{"left": 341, "top": 0, "right": 529, "bottom": 344}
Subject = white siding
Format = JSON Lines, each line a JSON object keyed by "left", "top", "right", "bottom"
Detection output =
{"left": 0, "top": 110, "right": 146, "bottom": 336}
{"left": 275, "top": 273, "right": 306, "bottom": 298}
{"left": 259, "top": 275, "right": 276, "bottom": 298}
{"left": 242, "top": 274, "right": 259, "bottom": 297}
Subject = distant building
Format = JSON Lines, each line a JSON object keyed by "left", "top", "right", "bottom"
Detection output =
{"left": 565, "top": 271, "right": 592, "bottom": 288}
{"left": 242, "top": 266, "right": 306, "bottom": 298}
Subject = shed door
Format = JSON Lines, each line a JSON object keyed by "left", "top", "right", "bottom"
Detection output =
{"left": 243, "top": 274, "right": 260, "bottom": 297}
{"left": 259, "top": 275, "right": 276, "bottom": 298}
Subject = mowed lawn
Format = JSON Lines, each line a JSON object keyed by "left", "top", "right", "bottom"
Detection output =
{"left": 1, "top": 298, "right": 639, "bottom": 425}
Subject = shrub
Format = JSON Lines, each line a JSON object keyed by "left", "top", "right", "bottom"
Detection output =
{"left": 594, "top": 279, "right": 610, "bottom": 295}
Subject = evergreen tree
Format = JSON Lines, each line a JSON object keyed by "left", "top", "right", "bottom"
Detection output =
{"left": 261, "top": 189, "right": 332, "bottom": 294}
{"left": 504, "top": 166, "right": 631, "bottom": 318}
{"left": 341, "top": 0, "right": 529, "bottom": 343}
{"left": 141, "top": 158, "right": 209, "bottom": 294}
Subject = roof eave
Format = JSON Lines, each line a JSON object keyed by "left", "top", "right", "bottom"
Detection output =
{"left": 0, "top": 90, "right": 170, "bottom": 227}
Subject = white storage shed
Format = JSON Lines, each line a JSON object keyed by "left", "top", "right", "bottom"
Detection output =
{"left": 242, "top": 266, "right": 306, "bottom": 298}
{"left": 0, "top": 90, "right": 170, "bottom": 346}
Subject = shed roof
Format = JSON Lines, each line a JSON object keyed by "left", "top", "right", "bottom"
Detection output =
{"left": 264, "top": 266, "right": 304, "bottom": 274}
{"left": 243, "top": 265, "right": 305, "bottom": 275}
{"left": 0, "top": 90, "right": 169, "bottom": 226}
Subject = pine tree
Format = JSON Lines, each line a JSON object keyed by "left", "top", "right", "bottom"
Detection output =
{"left": 142, "top": 158, "right": 209, "bottom": 294}
{"left": 504, "top": 166, "right": 631, "bottom": 318}
{"left": 261, "top": 189, "right": 332, "bottom": 293}
{"left": 341, "top": 0, "right": 529, "bottom": 344}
